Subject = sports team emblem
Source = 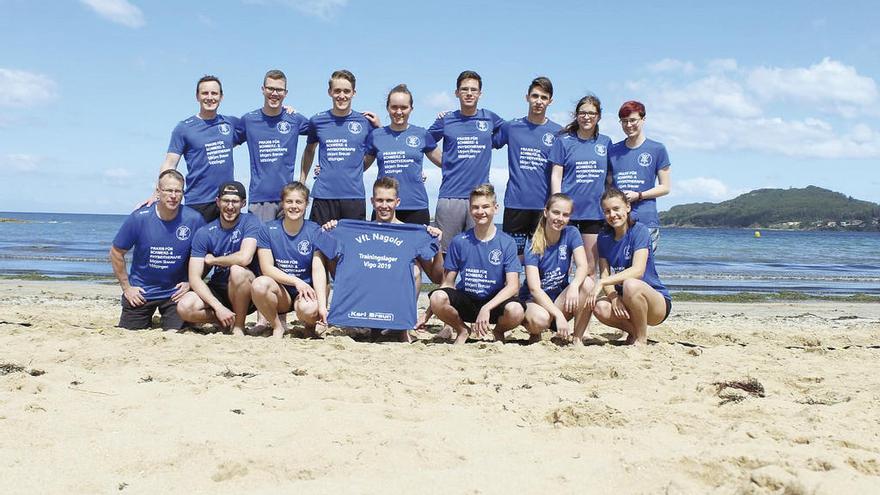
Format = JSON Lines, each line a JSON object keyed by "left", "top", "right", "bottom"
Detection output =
{"left": 623, "top": 245, "right": 632, "bottom": 260}
{"left": 231, "top": 230, "right": 241, "bottom": 242}
{"left": 542, "top": 133, "right": 554, "bottom": 146}
{"left": 218, "top": 123, "right": 231, "bottom": 135}
{"left": 348, "top": 122, "right": 363, "bottom": 134}
{"left": 176, "top": 225, "right": 191, "bottom": 241}
{"left": 559, "top": 244, "right": 568, "bottom": 260}
{"left": 595, "top": 144, "right": 607, "bottom": 156}
{"left": 638, "top": 152, "right": 652, "bottom": 167}
{"left": 405, "top": 135, "right": 421, "bottom": 148}
{"left": 476, "top": 121, "right": 489, "bottom": 132}
{"left": 488, "top": 248, "right": 503, "bottom": 265}
{"left": 277, "top": 121, "right": 291, "bottom": 134}
{"left": 297, "top": 240, "right": 311, "bottom": 255}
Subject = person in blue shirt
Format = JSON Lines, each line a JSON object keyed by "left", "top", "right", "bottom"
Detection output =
{"left": 590, "top": 188, "right": 672, "bottom": 345}
{"left": 608, "top": 100, "right": 672, "bottom": 252}
{"left": 364, "top": 84, "right": 442, "bottom": 225}
{"left": 109, "top": 170, "right": 206, "bottom": 330}
{"left": 176, "top": 181, "right": 262, "bottom": 336}
{"left": 299, "top": 70, "right": 379, "bottom": 225}
{"left": 549, "top": 94, "right": 613, "bottom": 276}
{"left": 250, "top": 182, "right": 329, "bottom": 339}
{"left": 493, "top": 76, "right": 563, "bottom": 255}
{"left": 428, "top": 70, "right": 505, "bottom": 252}
{"left": 240, "top": 69, "right": 312, "bottom": 222}
{"left": 428, "top": 184, "right": 525, "bottom": 345}
{"left": 521, "top": 194, "right": 594, "bottom": 346}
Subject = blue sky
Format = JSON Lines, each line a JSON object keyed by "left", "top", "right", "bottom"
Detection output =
{"left": 1, "top": 0, "right": 879, "bottom": 214}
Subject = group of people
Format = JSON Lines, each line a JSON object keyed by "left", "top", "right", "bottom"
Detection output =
{"left": 110, "top": 68, "right": 673, "bottom": 345}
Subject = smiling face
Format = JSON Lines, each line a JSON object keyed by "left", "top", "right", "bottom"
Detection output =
{"left": 386, "top": 91, "right": 412, "bottom": 128}
{"left": 371, "top": 186, "right": 400, "bottom": 223}
{"left": 282, "top": 189, "right": 309, "bottom": 222}
{"left": 328, "top": 77, "right": 355, "bottom": 114}
{"left": 216, "top": 193, "right": 242, "bottom": 224}
{"left": 602, "top": 195, "right": 631, "bottom": 230}
{"left": 468, "top": 194, "right": 497, "bottom": 226}
{"left": 156, "top": 175, "right": 184, "bottom": 211}
{"left": 577, "top": 101, "right": 600, "bottom": 135}
{"left": 455, "top": 78, "right": 481, "bottom": 111}
{"left": 526, "top": 86, "right": 552, "bottom": 118}
{"left": 544, "top": 197, "right": 573, "bottom": 233}
{"left": 196, "top": 80, "right": 223, "bottom": 115}
{"left": 620, "top": 111, "right": 645, "bottom": 139}
{"left": 262, "top": 76, "right": 287, "bottom": 112}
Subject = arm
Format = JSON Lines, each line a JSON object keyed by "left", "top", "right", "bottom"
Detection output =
{"left": 439, "top": 269, "right": 458, "bottom": 289}
{"left": 136, "top": 152, "right": 181, "bottom": 208}
{"left": 299, "top": 142, "right": 318, "bottom": 183}
{"left": 425, "top": 147, "right": 442, "bottom": 168}
{"left": 550, "top": 164, "right": 563, "bottom": 195}
{"left": 526, "top": 265, "right": 565, "bottom": 317}
{"left": 640, "top": 167, "right": 671, "bottom": 200}
{"left": 205, "top": 238, "right": 257, "bottom": 268}
{"left": 188, "top": 257, "right": 234, "bottom": 327}
{"left": 417, "top": 251, "right": 444, "bottom": 284}
{"left": 363, "top": 154, "right": 376, "bottom": 171}
{"left": 109, "top": 246, "right": 145, "bottom": 307}
{"left": 479, "top": 271, "right": 520, "bottom": 314}
{"left": 256, "top": 248, "right": 314, "bottom": 295}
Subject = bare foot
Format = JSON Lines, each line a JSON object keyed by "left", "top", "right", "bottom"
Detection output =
{"left": 572, "top": 338, "right": 584, "bottom": 347}
{"left": 232, "top": 327, "right": 245, "bottom": 337}
{"left": 453, "top": 330, "right": 468, "bottom": 345}
{"left": 272, "top": 327, "right": 285, "bottom": 339}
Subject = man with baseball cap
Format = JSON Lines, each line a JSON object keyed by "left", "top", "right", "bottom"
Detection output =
{"left": 176, "top": 181, "right": 263, "bottom": 335}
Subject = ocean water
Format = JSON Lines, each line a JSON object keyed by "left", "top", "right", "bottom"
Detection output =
{"left": 1, "top": 211, "right": 879, "bottom": 296}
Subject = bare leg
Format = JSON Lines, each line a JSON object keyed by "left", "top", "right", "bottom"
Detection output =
{"left": 592, "top": 299, "right": 636, "bottom": 341}
{"left": 571, "top": 277, "right": 596, "bottom": 346}
{"left": 429, "top": 290, "right": 471, "bottom": 345}
{"left": 523, "top": 302, "right": 552, "bottom": 344}
{"left": 491, "top": 302, "right": 525, "bottom": 343}
{"left": 227, "top": 266, "right": 255, "bottom": 336}
{"left": 251, "top": 276, "right": 292, "bottom": 339}
{"left": 175, "top": 291, "right": 220, "bottom": 326}
{"left": 581, "top": 233, "right": 599, "bottom": 276}
{"left": 294, "top": 297, "right": 319, "bottom": 338}
{"left": 620, "top": 279, "right": 668, "bottom": 345}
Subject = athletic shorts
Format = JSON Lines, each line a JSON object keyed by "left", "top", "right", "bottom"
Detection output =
{"left": 249, "top": 201, "right": 282, "bottom": 222}
{"left": 430, "top": 287, "right": 525, "bottom": 324}
{"left": 571, "top": 219, "right": 604, "bottom": 234}
{"left": 188, "top": 202, "right": 220, "bottom": 222}
{"left": 502, "top": 208, "right": 542, "bottom": 254}
{"left": 209, "top": 285, "right": 257, "bottom": 315}
{"left": 118, "top": 296, "right": 183, "bottom": 330}
{"left": 310, "top": 198, "right": 366, "bottom": 225}
{"left": 371, "top": 208, "right": 430, "bottom": 225}
{"left": 434, "top": 198, "right": 475, "bottom": 252}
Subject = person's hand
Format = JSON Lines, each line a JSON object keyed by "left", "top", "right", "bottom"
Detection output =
{"left": 563, "top": 285, "right": 579, "bottom": 314}
{"left": 171, "top": 282, "right": 190, "bottom": 302}
{"left": 426, "top": 225, "right": 442, "bottom": 239}
{"left": 474, "top": 306, "right": 491, "bottom": 338}
{"left": 284, "top": 105, "right": 297, "bottom": 115}
{"left": 135, "top": 194, "right": 158, "bottom": 210}
{"left": 317, "top": 304, "right": 328, "bottom": 326}
{"left": 611, "top": 295, "right": 630, "bottom": 319}
{"left": 589, "top": 282, "right": 604, "bottom": 308}
{"left": 123, "top": 286, "right": 146, "bottom": 307}
{"left": 363, "top": 111, "right": 381, "bottom": 128}
{"left": 322, "top": 219, "right": 338, "bottom": 231}
{"left": 623, "top": 190, "right": 640, "bottom": 203}
{"left": 294, "top": 280, "right": 316, "bottom": 302}
{"left": 214, "top": 305, "right": 235, "bottom": 329}
{"left": 555, "top": 313, "right": 571, "bottom": 339}
{"left": 204, "top": 254, "right": 216, "bottom": 266}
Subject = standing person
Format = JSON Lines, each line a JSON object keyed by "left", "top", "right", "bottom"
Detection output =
{"left": 364, "top": 84, "right": 442, "bottom": 225}
{"left": 493, "top": 76, "right": 562, "bottom": 255}
{"left": 428, "top": 70, "right": 505, "bottom": 252}
{"left": 145, "top": 75, "right": 245, "bottom": 222}
{"left": 549, "top": 94, "right": 612, "bottom": 274}
{"left": 239, "top": 69, "right": 312, "bottom": 222}
{"left": 299, "top": 69, "right": 378, "bottom": 224}
{"left": 608, "top": 100, "right": 671, "bottom": 251}
{"left": 251, "top": 182, "right": 328, "bottom": 339}
{"left": 176, "top": 182, "right": 262, "bottom": 336}
{"left": 428, "top": 184, "right": 525, "bottom": 345}
{"left": 521, "top": 194, "right": 594, "bottom": 345}
{"left": 110, "top": 170, "right": 206, "bottom": 331}
{"left": 590, "top": 188, "right": 672, "bottom": 345}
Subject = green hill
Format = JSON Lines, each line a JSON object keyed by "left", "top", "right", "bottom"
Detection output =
{"left": 660, "top": 186, "right": 880, "bottom": 230}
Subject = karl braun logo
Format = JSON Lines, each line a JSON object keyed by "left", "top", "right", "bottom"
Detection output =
{"left": 405, "top": 135, "right": 421, "bottom": 148}
{"left": 176, "top": 225, "right": 191, "bottom": 241}
{"left": 348, "top": 121, "right": 363, "bottom": 134}
{"left": 595, "top": 143, "right": 607, "bottom": 156}
{"left": 476, "top": 120, "right": 489, "bottom": 132}
{"left": 542, "top": 133, "right": 555, "bottom": 146}
{"left": 218, "top": 123, "right": 231, "bottom": 136}
{"left": 488, "top": 248, "right": 503, "bottom": 266}
{"left": 638, "top": 152, "right": 652, "bottom": 167}
{"left": 297, "top": 240, "right": 311, "bottom": 255}
{"left": 276, "top": 121, "right": 291, "bottom": 134}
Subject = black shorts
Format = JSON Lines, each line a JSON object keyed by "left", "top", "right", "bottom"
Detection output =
{"left": 118, "top": 296, "right": 183, "bottom": 330}
{"left": 430, "top": 287, "right": 525, "bottom": 324}
{"left": 394, "top": 208, "right": 431, "bottom": 226}
{"left": 502, "top": 208, "right": 543, "bottom": 254}
{"left": 661, "top": 298, "right": 672, "bottom": 324}
{"left": 209, "top": 285, "right": 257, "bottom": 315}
{"left": 188, "top": 202, "right": 220, "bottom": 222}
{"left": 310, "top": 198, "right": 366, "bottom": 225}
{"left": 571, "top": 219, "right": 604, "bottom": 234}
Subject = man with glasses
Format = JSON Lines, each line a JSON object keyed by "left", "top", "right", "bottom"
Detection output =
{"left": 238, "top": 69, "right": 312, "bottom": 221}
{"left": 608, "top": 100, "right": 671, "bottom": 251}
{"left": 110, "top": 170, "right": 206, "bottom": 331}
{"left": 176, "top": 181, "right": 263, "bottom": 336}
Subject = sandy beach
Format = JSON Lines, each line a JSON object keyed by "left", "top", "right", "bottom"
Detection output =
{"left": 1, "top": 280, "right": 879, "bottom": 494}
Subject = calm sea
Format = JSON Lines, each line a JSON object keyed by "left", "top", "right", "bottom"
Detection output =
{"left": 1, "top": 211, "right": 879, "bottom": 296}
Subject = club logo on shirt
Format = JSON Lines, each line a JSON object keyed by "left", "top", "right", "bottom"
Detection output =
{"left": 277, "top": 121, "right": 291, "bottom": 134}
{"left": 559, "top": 245, "right": 568, "bottom": 261}
{"left": 406, "top": 135, "right": 421, "bottom": 148}
{"left": 638, "top": 152, "right": 653, "bottom": 167}
{"left": 488, "top": 248, "right": 503, "bottom": 266}
{"left": 176, "top": 225, "right": 191, "bottom": 241}
{"left": 476, "top": 121, "right": 489, "bottom": 132}
{"left": 542, "top": 133, "right": 555, "bottom": 146}
{"left": 348, "top": 122, "right": 363, "bottom": 134}
{"left": 231, "top": 229, "right": 241, "bottom": 242}
{"left": 297, "top": 240, "right": 311, "bottom": 255}
{"left": 218, "top": 123, "right": 231, "bottom": 136}
{"left": 623, "top": 245, "right": 632, "bottom": 261}
{"left": 595, "top": 144, "right": 607, "bottom": 156}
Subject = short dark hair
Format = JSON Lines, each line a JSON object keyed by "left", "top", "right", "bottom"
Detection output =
{"left": 196, "top": 75, "right": 222, "bottom": 95}
{"left": 618, "top": 100, "right": 646, "bottom": 119}
{"left": 158, "top": 169, "right": 185, "bottom": 185}
{"left": 263, "top": 69, "right": 287, "bottom": 86}
{"left": 456, "top": 70, "right": 482, "bottom": 90}
{"left": 329, "top": 69, "right": 356, "bottom": 90}
{"left": 527, "top": 76, "right": 553, "bottom": 97}
{"left": 373, "top": 176, "right": 400, "bottom": 197}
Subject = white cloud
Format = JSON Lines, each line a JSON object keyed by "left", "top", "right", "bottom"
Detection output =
{"left": 707, "top": 58, "right": 738, "bottom": 73}
{"left": 246, "top": 0, "right": 348, "bottom": 20}
{"left": 80, "top": 0, "right": 145, "bottom": 28}
{"left": 674, "top": 177, "right": 736, "bottom": 201}
{"left": 0, "top": 69, "right": 58, "bottom": 107}
{"left": 747, "top": 57, "right": 878, "bottom": 109}
{"left": 648, "top": 58, "right": 695, "bottom": 74}
{"left": 425, "top": 91, "right": 456, "bottom": 111}
{"left": 2, "top": 153, "right": 43, "bottom": 172}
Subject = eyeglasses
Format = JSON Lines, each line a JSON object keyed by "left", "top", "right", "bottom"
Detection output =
{"left": 263, "top": 86, "right": 287, "bottom": 95}
{"left": 620, "top": 117, "right": 643, "bottom": 125}
{"left": 159, "top": 188, "right": 183, "bottom": 196}
{"left": 577, "top": 111, "right": 599, "bottom": 118}
{"left": 220, "top": 198, "right": 242, "bottom": 206}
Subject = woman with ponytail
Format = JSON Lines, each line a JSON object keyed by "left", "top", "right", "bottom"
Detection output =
{"left": 522, "top": 193, "right": 594, "bottom": 345}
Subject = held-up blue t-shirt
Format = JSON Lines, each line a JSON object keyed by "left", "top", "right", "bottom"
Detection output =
{"left": 317, "top": 220, "right": 438, "bottom": 330}
{"left": 548, "top": 133, "right": 612, "bottom": 221}
{"left": 168, "top": 114, "right": 245, "bottom": 205}
{"left": 608, "top": 139, "right": 671, "bottom": 228}
{"left": 190, "top": 212, "right": 262, "bottom": 289}
{"left": 493, "top": 117, "right": 562, "bottom": 209}
{"left": 307, "top": 110, "right": 372, "bottom": 200}
{"left": 238, "top": 109, "right": 311, "bottom": 203}
{"left": 521, "top": 225, "right": 584, "bottom": 301}
{"left": 112, "top": 205, "right": 206, "bottom": 300}
{"left": 366, "top": 125, "right": 437, "bottom": 210}
{"left": 256, "top": 219, "right": 324, "bottom": 287}
{"left": 428, "top": 109, "right": 505, "bottom": 199}
{"left": 444, "top": 228, "right": 522, "bottom": 300}
{"left": 597, "top": 222, "right": 670, "bottom": 300}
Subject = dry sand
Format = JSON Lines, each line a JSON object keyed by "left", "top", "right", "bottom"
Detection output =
{"left": 1, "top": 280, "right": 879, "bottom": 494}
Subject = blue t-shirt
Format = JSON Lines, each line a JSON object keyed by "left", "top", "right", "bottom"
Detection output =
{"left": 112, "top": 205, "right": 206, "bottom": 300}
{"left": 238, "top": 109, "right": 311, "bottom": 203}
{"left": 428, "top": 109, "right": 505, "bottom": 199}
{"left": 444, "top": 228, "right": 522, "bottom": 300}
{"left": 493, "top": 117, "right": 562, "bottom": 209}
{"left": 597, "top": 222, "right": 670, "bottom": 300}
{"left": 190, "top": 212, "right": 262, "bottom": 289}
{"left": 366, "top": 125, "right": 437, "bottom": 210}
{"left": 317, "top": 220, "right": 438, "bottom": 330}
{"left": 548, "top": 133, "right": 612, "bottom": 221}
{"left": 167, "top": 114, "right": 245, "bottom": 205}
{"left": 307, "top": 110, "right": 372, "bottom": 200}
{"left": 608, "top": 139, "right": 671, "bottom": 228}
{"left": 521, "top": 226, "right": 584, "bottom": 301}
{"left": 256, "top": 219, "right": 324, "bottom": 287}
